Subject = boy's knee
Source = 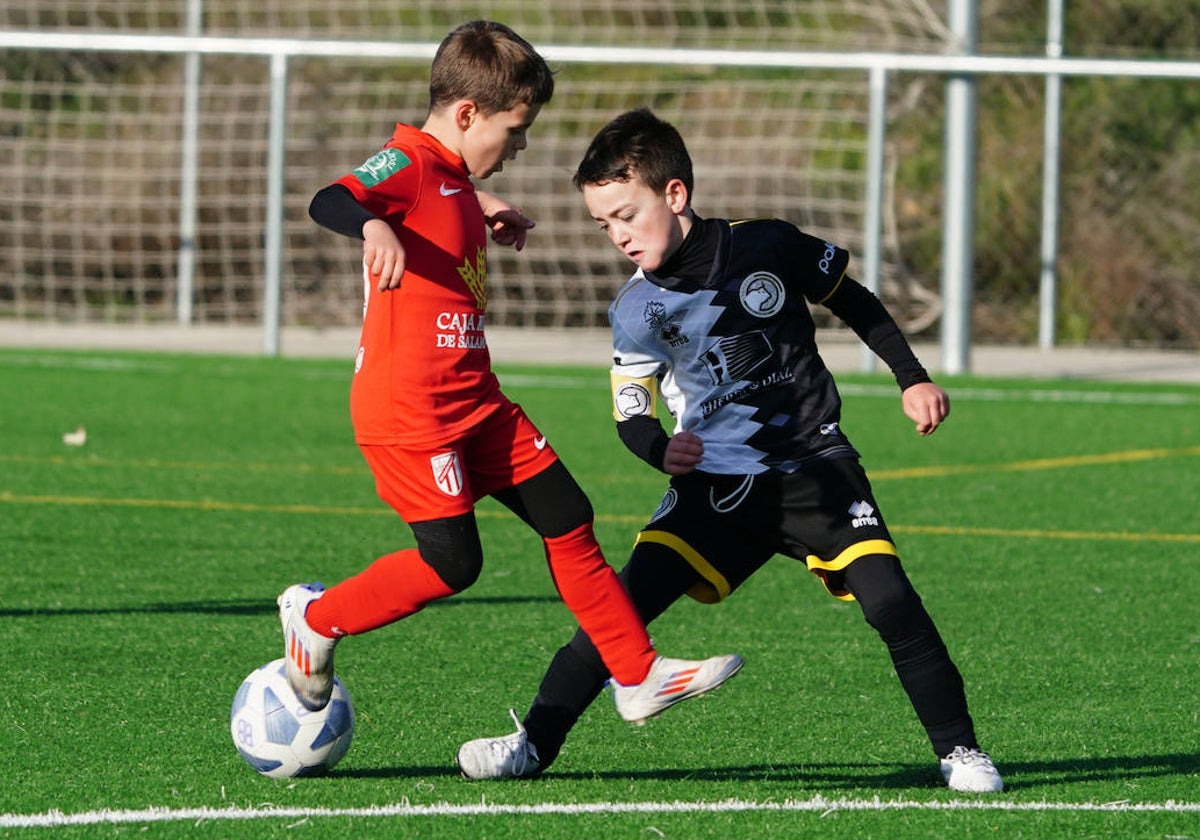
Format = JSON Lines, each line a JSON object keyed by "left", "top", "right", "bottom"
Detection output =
{"left": 517, "top": 461, "right": 594, "bottom": 537}
{"left": 411, "top": 517, "right": 484, "bottom": 592}
{"left": 426, "top": 550, "right": 483, "bottom": 592}
{"left": 845, "top": 555, "right": 923, "bottom": 631}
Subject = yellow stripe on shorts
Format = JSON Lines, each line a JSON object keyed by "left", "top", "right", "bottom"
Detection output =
{"left": 805, "top": 538, "right": 898, "bottom": 601}
{"left": 636, "top": 529, "right": 731, "bottom": 604}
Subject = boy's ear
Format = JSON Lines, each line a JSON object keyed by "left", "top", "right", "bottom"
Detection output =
{"left": 664, "top": 178, "right": 690, "bottom": 214}
{"left": 452, "top": 99, "right": 479, "bottom": 130}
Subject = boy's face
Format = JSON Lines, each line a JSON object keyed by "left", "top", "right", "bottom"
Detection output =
{"left": 583, "top": 176, "right": 690, "bottom": 273}
{"left": 462, "top": 102, "right": 541, "bottom": 179}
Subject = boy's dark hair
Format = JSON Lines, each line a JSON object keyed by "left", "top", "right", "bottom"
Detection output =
{"left": 572, "top": 108, "right": 694, "bottom": 199}
{"left": 429, "top": 20, "right": 555, "bottom": 115}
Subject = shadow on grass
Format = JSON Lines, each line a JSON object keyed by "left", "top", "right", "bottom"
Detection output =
{"left": 334, "top": 753, "right": 1200, "bottom": 792}
{"left": 336, "top": 761, "right": 934, "bottom": 789}
{"left": 0, "top": 593, "right": 560, "bottom": 618}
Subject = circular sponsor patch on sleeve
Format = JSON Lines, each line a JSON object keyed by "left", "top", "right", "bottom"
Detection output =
{"left": 615, "top": 382, "right": 653, "bottom": 418}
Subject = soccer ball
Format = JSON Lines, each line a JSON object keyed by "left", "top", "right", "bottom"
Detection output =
{"left": 230, "top": 658, "right": 355, "bottom": 778}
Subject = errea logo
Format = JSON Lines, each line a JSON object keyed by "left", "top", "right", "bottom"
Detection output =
{"left": 849, "top": 500, "right": 879, "bottom": 528}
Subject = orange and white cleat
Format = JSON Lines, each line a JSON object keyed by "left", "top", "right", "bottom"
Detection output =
{"left": 610, "top": 653, "right": 743, "bottom": 724}
{"left": 277, "top": 583, "right": 339, "bottom": 711}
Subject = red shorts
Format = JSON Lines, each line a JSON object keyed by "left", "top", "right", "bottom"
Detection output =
{"left": 359, "top": 398, "right": 559, "bottom": 523}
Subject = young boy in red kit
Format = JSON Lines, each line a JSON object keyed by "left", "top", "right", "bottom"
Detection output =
{"left": 283, "top": 22, "right": 741, "bottom": 736}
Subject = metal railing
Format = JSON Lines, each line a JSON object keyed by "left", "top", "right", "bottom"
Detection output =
{"left": 3, "top": 26, "right": 1198, "bottom": 366}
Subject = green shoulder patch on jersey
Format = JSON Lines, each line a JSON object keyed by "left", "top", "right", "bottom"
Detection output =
{"left": 351, "top": 148, "right": 412, "bottom": 188}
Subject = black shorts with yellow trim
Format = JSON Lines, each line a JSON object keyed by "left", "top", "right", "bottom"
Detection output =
{"left": 632, "top": 457, "right": 897, "bottom": 604}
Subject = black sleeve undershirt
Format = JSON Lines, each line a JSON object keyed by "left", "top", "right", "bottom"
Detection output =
{"left": 822, "top": 276, "right": 932, "bottom": 391}
{"left": 616, "top": 415, "right": 671, "bottom": 473}
{"left": 309, "top": 184, "right": 378, "bottom": 240}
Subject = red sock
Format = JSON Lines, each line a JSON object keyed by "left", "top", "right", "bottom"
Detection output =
{"left": 305, "top": 548, "right": 455, "bottom": 636}
{"left": 544, "top": 523, "right": 655, "bottom": 685}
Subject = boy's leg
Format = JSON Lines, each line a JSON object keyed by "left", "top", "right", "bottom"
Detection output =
{"left": 281, "top": 443, "right": 478, "bottom": 708}
{"left": 483, "top": 427, "right": 658, "bottom": 686}
{"left": 841, "top": 553, "right": 978, "bottom": 757}
{"left": 481, "top": 406, "right": 741, "bottom": 711}
{"left": 463, "top": 543, "right": 699, "bottom": 776}
{"left": 526, "top": 542, "right": 699, "bottom": 764}
{"left": 304, "top": 439, "right": 488, "bottom": 635}
{"left": 304, "top": 514, "right": 479, "bottom": 636}
{"left": 782, "top": 459, "right": 980, "bottom": 757}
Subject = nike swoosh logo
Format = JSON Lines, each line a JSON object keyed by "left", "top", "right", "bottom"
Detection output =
{"left": 439, "top": 182, "right": 463, "bottom": 196}
{"left": 534, "top": 436, "right": 547, "bottom": 450}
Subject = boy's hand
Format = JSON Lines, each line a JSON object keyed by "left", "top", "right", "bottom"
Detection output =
{"left": 663, "top": 430, "right": 704, "bottom": 475}
{"left": 363, "top": 219, "right": 406, "bottom": 291}
{"left": 477, "top": 189, "right": 535, "bottom": 251}
{"left": 901, "top": 382, "right": 951, "bottom": 435}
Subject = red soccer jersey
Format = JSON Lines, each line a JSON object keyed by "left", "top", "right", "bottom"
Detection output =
{"left": 335, "top": 123, "right": 504, "bottom": 446}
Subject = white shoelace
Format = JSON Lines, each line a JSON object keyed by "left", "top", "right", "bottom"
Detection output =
{"left": 484, "top": 709, "right": 538, "bottom": 775}
{"left": 945, "top": 746, "right": 994, "bottom": 765}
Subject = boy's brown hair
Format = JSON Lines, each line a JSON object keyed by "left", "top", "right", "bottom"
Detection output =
{"left": 429, "top": 20, "right": 555, "bottom": 115}
{"left": 572, "top": 107, "right": 694, "bottom": 199}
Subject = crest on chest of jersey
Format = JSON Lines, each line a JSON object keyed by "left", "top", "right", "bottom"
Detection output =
{"left": 643, "top": 301, "right": 690, "bottom": 347}
{"left": 738, "top": 272, "right": 785, "bottom": 318}
{"left": 457, "top": 246, "right": 488, "bottom": 311}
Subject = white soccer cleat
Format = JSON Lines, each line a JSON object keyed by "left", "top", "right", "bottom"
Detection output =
{"left": 278, "top": 582, "right": 339, "bottom": 711}
{"left": 611, "top": 653, "right": 744, "bottom": 724}
{"left": 457, "top": 709, "right": 542, "bottom": 780}
{"left": 940, "top": 746, "right": 1004, "bottom": 793}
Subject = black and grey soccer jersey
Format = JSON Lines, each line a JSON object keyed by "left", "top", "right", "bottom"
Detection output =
{"left": 610, "top": 216, "right": 924, "bottom": 475}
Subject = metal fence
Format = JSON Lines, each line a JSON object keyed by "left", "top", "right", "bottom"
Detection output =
{"left": 2, "top": 1, "right": 1198, "bottom": 368}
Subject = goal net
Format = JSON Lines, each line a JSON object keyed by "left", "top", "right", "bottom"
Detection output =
{"left": 1, "top": 1, "right": 952, "bottom": 331}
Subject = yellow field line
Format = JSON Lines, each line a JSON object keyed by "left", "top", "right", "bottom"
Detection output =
{"left": 888, "top": 523, "right": 1200, "bottom": 544}
{"left": 5, "top": 444, "right": 1198, "bottom": 481}
{"left": 3, "top": 444, "right": 1197, "bottom": 544}
{"left": 0, "top": 490, "right": 382, "bottom": 517}
{"left": 0, "top": 453, "right": 363, "bottom": 475}
{"left": 1, "top": 490, "right": 1196, "bottom": 544}
{"left": 869, "top": 444, "right": 1200, "bottom": 480}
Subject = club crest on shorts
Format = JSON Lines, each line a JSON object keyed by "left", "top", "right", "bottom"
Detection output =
{"left": 648, "top": 488, "right": 678, "bottom": 523}
{"left": 430, "top": 451, "right": 464, "bottom": 497}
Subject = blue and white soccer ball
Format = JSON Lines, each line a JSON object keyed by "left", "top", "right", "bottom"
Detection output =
{"left": 230, "top": 658, "right": 355, "bottom": 778}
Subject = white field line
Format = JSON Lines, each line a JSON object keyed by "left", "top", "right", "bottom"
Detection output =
{"left": 3, "top": 797, "right": 1200, "bottom": 827}
{"left": 1, "top": 353, "right": 1195, "bottom": 405}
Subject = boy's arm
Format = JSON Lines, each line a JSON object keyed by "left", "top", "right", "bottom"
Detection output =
{"left": 822, "top": 276, "right": 949, "bottom": 434}
{"left": 475, "top": 189, "right": 535, "bottom": 251}
{"left": 616, "top": 419, "right": 705, "bottom": 474}
{"left": 616, "top": 415, "right": 671, "bottom": 472}
{"left": 611, "top": 364, "right": 677, "bottom": 472}
{"left": 821, "top": 276, "right": 930, "bottom": 390}
{"left": 309, "top": 184, "right": 405, "bottom": 291}
{"left": 309, "top": 184, "right": 378, "bottom": 239}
